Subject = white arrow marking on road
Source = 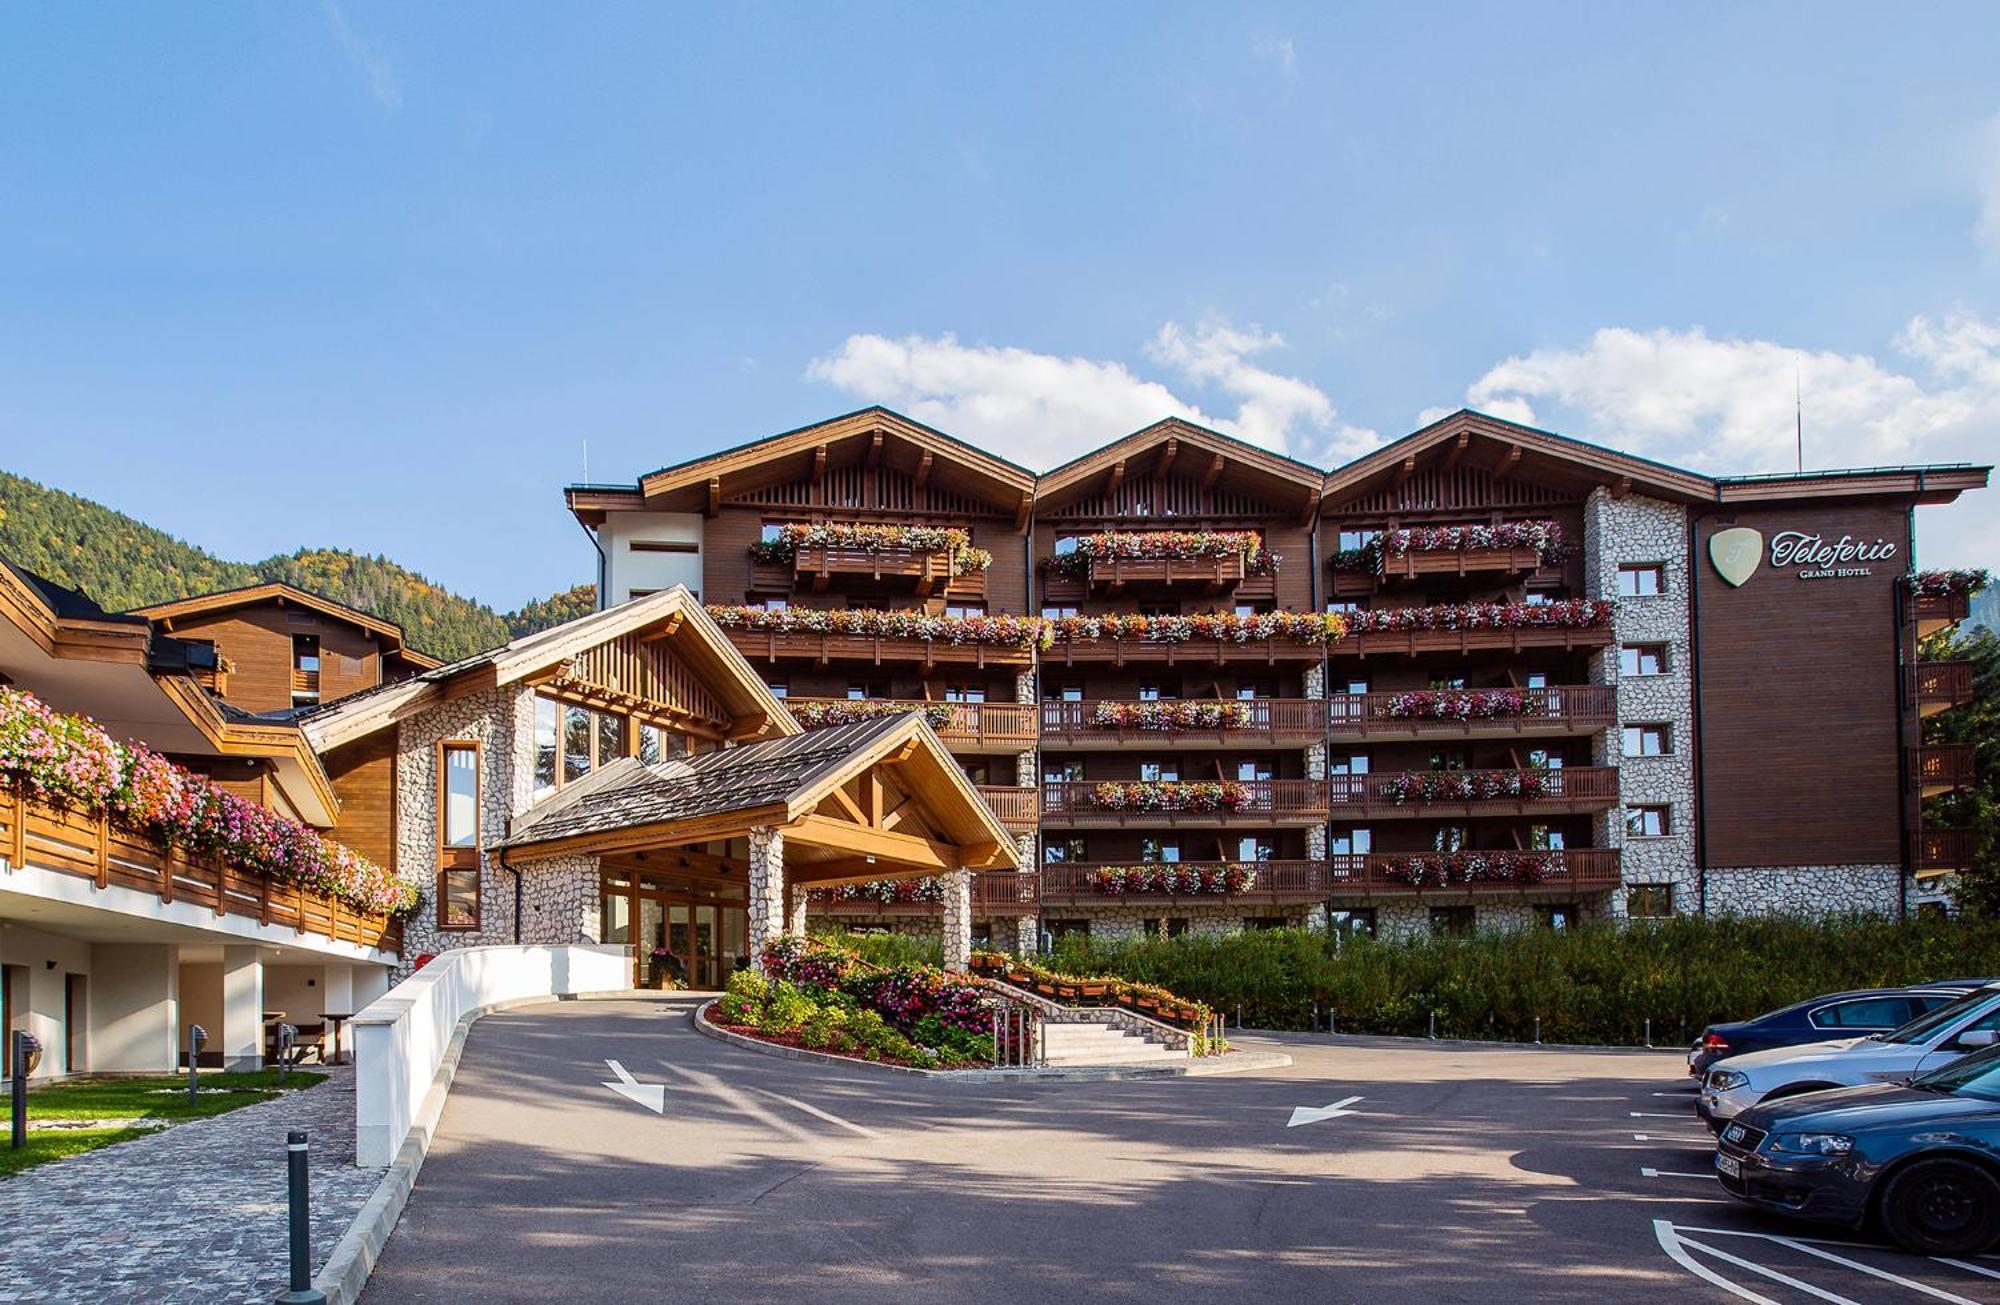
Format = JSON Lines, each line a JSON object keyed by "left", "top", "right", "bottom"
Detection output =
{"left": 601, "top": 1059, "right": 665, "bottom": 1114}
{"left": 1287, "top": 1095, "right": 1364, "bottom": 1127}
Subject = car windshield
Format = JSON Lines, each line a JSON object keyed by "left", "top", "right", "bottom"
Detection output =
{"left": 1880, "top": 987, "right": 2000, "bottom": 1045}
{"left": 1911, "top": 1043, "right": 2000, "bottom": 1099}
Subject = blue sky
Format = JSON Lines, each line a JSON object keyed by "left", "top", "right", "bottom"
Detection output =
{"left": 3, "top": 3, "right": 1998, "bottom": 608}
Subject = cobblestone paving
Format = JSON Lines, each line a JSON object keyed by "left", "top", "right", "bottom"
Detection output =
{"left": 0, "top": 1070, "right": 382, "bottom": 1303}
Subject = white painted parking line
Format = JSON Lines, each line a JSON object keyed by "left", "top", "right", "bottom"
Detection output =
{"left": 1641, "top": 1167, "right": 1718, "bottom": 1180}
{"left": 1652, "top": 1220, "right": 1782, "bottom": 1305}
{"left": 1631, "top": 1110, "right": 1694, "bottom": 1119}
{"left": 1672, "top": 1231, "right": 1864, "bottom": 1304}
{"left": 752, "top": 1087, "right": 880, "bottom": 1139}
{"left": 1935, "top": 1258, "right": 2000, "bottom": 1281}
{"left": 1767, "top": 1235, "right": 1982, "bottom": 1305}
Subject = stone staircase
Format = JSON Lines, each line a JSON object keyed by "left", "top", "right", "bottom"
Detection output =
{"left": 1039, "top": 1017, "right": 1187, "bottom": 1067}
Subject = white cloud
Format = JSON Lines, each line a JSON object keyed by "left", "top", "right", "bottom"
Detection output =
{"left": 806, "top": 323, "right": 1376, "bottom": 470}
{"left": 321, "top": 0, "right": 402, "bottom": 113}
{"left": 1463, "top": 315, "right": 2000, "bottom": 567}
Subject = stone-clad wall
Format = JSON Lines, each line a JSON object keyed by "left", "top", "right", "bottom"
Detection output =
{"left": 1707, "top": 865, "right": 1902, "bottom": 917}
{"left": 1585, "top": 489, "right": 1699, "bottom": 917}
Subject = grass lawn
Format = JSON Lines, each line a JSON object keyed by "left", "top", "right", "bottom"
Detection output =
{"left": 1, "top": 1070, "right": 327, "bottom": 1177}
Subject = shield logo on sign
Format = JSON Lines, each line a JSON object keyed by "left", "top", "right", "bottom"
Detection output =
{"left": 1709, "top": 527, "right": 1763, "bottom": 587}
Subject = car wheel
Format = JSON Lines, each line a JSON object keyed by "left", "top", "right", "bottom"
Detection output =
{"left": 1879, "top": 1158, "right": 2000, "bottom": 1256}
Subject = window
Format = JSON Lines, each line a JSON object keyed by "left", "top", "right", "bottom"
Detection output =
{"left": 1430, "top": 675, "right": 1468, "bottom": 690}
{"left": 1236, "top": 682, "right": 1273, "bottom": 700}
{"left": 1330, "top": 826, "right": 1373, "bottom": 855}
{"left": 1165, "top": 917, "right": 1190, "bottom": 938}
{"left": 1429, "top": 906, "right": 1475, "bottom": 937}
{"left": 1234, "top": 602, "right": 1273, "bottom": 617}
{"left": 752, "top": 597, "right": 789, "bottom": 612}
{"left": 1620, "top": 644, "right": 1668, "bottom": 677}
{"left": 942, "top": 684, "right": 987, "bottom": 703}
{"left": 1811, "top": 997, "right": 1917, "bottom": 1031}
{"left": 1045, "top": 760, "right": 1086, "bottom": 783}
{"left": 1337, "top": 530, "right": 1377, "bottom": 552}
{"left": 1326, "top": 600, "right": 1363, "bottom": 615}
{"left": 597, "top": 710, "right": 624, "bottom": 766}
{"left": 1236, "top": 759, "right": 1273, "bottom": 782}
{"left": 437, "top": 742, "right": 481, "bottom": 932}
{"left": 845, "top": 683, "right": 881, "bottom": 700}
{"left": 1524, "top": 590, "right": 1555, "bottom": 606}
{"left": 1430, "top": 749, "right": 1468, "bottom": 772}
{"left": 1246, "top": 917, "right": 1286, "bottom": 931}
{"left": 1053, "top": 536, "right": 1079, "bottom": 556}
{"left": 759, "top": 523, "right": 786, "bottom": 543}
{"left": 1623, "top": 724, "right": 1671, "bottom": 757}
{"left": 1526, "top": 748, "right": 1564, "bottom": 770}
{"left": 1328, "top": 908, "right": 1377, "bottom": 939}
{"left": 1046, "top": 918, "right": 1090, "bottom": 941}
{"left": 1625, "top": 805, "right": 1670, "bottom": 838}
{"left": 292, "top": 635, "right": 320, "bottom": 674}
{"left": 1529, "top": 825, "right": 1566, "bottom": 851}
{"left": 638, "top": 724, "right": 669, "bottom": 766}
{"left": 1041, "top": 606, "right": 1080, "bottom": 619}
{"left": 1330, "top": 754, "right": 1370, "bottom": 775}
{"left": 1140, "top": 838, "right": 1181, "bottom": 863}
{"left": 1434, "top": 826, "right": 1468, "bottom": 852}
{"left": 563, "top": 705, "right": 593, "bottom": 782}
{"left": 533, "top": 698, "right": 559, "bottom": 798}
{"left": 1138, "top": 684, "right": 1169, "bottom": 701}
{"left": 1618, "top": 564, "right": 1665, "bottom": 598}
{"left": 1044, "top": 837, "right": 1087, "bottom": 864}
{"left": 1237, "top": 836, "right": 1274, "bottom": 862}
{"left": 1139, "top": 760, "right": 1180, "bottom": 782}
{"left": 765, "top": 681, "right": 788, "bottom": 698}
{"left": 1537, "top": 904, "right": 1579, "bottom": 931}
{"left": 944, "top": 603, "right": 986, "bottom": 619}
{"left": 627, "top": 589, "right": 658, "bottom": 601}
{"left": 1627, "top": 883, "right": 1675, "bottom": 918}
{"left": 1343, "top": 679, "right": 1370, "bottom": 696}
{"left": 1524, "top": 671, "right": 1548, "bottom": 689}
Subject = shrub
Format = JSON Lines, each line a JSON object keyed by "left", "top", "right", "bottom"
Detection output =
{"left": 712, "top": 970, "right": 769, "bottom": 1026}
{"left": 758, "top": 981, "right": 819, "bottom": 1034}
{"left": 812, "top": 928, "right": 945, "bottom": 970}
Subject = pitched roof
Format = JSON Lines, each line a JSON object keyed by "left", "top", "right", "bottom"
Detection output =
{"left": 130, "top": 581, "right": 443, "bottom": 668}
{"left": 1035, "top": 416, "right": 1328, "bottom": 515}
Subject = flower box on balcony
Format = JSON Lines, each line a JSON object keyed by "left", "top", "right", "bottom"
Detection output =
{"left": 1044, "top": 530, "right": 1278, "bottom": 591}
{"left": 1043, "top": 611, "right": 1343, "bottom": 664}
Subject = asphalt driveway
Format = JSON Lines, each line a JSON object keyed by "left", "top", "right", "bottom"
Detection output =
{"left": 358, "top": 996, "right": 2000, "bottom": 1304}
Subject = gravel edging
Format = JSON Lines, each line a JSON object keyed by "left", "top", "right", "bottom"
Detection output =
{"left": 693, "top": 1000, "right": 1290, "bottom": 1081}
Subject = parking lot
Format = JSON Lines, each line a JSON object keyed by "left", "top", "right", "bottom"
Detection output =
{"left": 361, "top": 996, "right": 2000, "bottom": 1304}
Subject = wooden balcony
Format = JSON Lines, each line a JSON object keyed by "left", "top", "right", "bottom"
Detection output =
{"left": 977, "top": 785, "right": 1040, "bottom": 837}
{"left": 290, "top": 667, "right": 320, "bottom": 698}
{"left": 1039, "top": 698, "right": 1324, "bottom": 748}
{"left": 1377, "top": 545, "right": 1545, "bottom": 583}
{"left": 1334, "top": 624, "right": 1614, "bottom": 658}
{"left": 1910, "top": 660, "right": 1975, "bottom": 717}
{"left": 812, "top": 870, "right": 1041, "bottom": 917}
{"left": 1037, "top": 860, "right": 1331, "bottom": 907}
{"left": 1910, "top": 744, "right": 1976, "bottom": 797}
{"left": 1913, "top": 589, "right": 1972, "bottom": 638}
{"left": 1325, "top": 848, "right": 1623, "bottom": 897}
{"left": 1912, "top": 827, "right": 1976, "bottom": 873}
{"left": 1043, "top": 632, "right": 1329, "bottom": 666}
{"left": 0, "top": 787, "right": 402, "bottom": 953}
{"left": 1328, "top": 686, "right": 1615, "bottom": 740}
{"left": 788, "top": 698, "right": 1037, "bottom": 752}
{"left": 1041, "top": 779, "right": 1328, "bottom": 827}
{"left": 1327, "top": 766, "right": 1619, "bottom": 818}
{"left": 720, "top": 627, "right": 1035, "bottom": 669}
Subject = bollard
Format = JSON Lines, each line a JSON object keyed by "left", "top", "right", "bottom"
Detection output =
{"left": 1311, "top": 1001, "right": 1318, "bottom": 1033}
{"left": 276, "top": 1130, "right": 326, "bottom": 1305}
{"left": 276, "top": 1024, "right": 296, "bottom": 1085}
{"left": 186, "top": 1024, "right": 207, "bottom": 1107}
{"left": 1235, "top": 1003, "right": 1243, "bottom": 1030}
{"left": 9, "top": 1030, "right": 38, "bottom": 1152}
{"left": 1533, "top": 1015, "right": 1542, "bottom": 1045}
{"left": 1428, "top": 1011, "right": 1437, "bottom": 1040}
{"left": 1644, "top": 1018, "right": 1653, "bottom": 1049}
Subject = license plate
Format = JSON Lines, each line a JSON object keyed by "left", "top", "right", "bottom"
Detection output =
{"left": 1716, "top": 1154, "right": 1741, "bottom": 1180}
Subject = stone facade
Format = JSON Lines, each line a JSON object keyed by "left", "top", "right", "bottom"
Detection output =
{"left": 1373, "top": 896, "right": 1611, "bottom": 942}
{"left": 1066, "top": 904, "right": 1314, "bottom": 942}
{"left": 941, "top": 869, "right": 973, "bottom": 970}
{"left": 1584, "top": 489, "right": 1700, "bottom": 918}
{"left": 1706, "top": 865, "right": 1902, "bottom": 918}
{"left": 747, "top": 826, "right": 786, "bottom": 970}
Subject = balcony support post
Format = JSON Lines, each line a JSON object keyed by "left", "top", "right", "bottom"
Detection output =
{"left": 941, "top": 869, "right": 972, "bottom": 973}
{"left": 747, "top": 826, "right": 787, "bottom": 974}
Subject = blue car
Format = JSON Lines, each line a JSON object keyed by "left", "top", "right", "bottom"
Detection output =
{"left": 1687, "top": 985, "right": 1978, "bottom": 1078}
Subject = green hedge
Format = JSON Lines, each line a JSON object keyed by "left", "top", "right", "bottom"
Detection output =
{"left": 1043, "top": 917, "right": 2000, "bottom": 1046}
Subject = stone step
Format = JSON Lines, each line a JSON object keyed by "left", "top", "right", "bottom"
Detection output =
{"left": 1037, "top": 1020, "right": 1187, "bottom": 1066}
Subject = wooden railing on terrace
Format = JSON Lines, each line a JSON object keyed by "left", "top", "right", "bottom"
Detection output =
{"left": 1334, "top": 622, "right": 1614, "bottom": 657}
{"left": 1039, "top": 698, "right": 1324, "bottom": 746}
{"left": 1377, "top": 545, "right": 1544, "bottom": 582}
{"left": 1040, "top": 779, "right": 1328, "bottom": 824}
{"left": 1325, "top": 848, "right": 1623, "bottom": 895}
{"left": 1910, "top": 744, "right": 1976, "bottom": 794}
{"left": 1913, "top": 827, "right": 1976, "bottom": 872}
{"left": 1328, "top": 686, "right": 1615, "bottom": 738}
{"left": 1037, "top": 860, "right": 1329, "bottom": 906}
{"left": 1327, "top": 766, "right": 1620, "bottom": 816}
{"left": 0, "top": 787, "right": 401, "bottom": 953}
{"left": 1912, "top": 589, "right": 1972, "bottom": 636}
{"left": 812, "top": 870, "right": 1042, "bottom": 916}
{"left": 788, "top": 698, "right": 1037, "bottom": 749}
{"left": 719, "top": 627, "right": 1036, "bottom": 668}
{"left": 976, "top": 785, "right": 1040, "bottom": 835}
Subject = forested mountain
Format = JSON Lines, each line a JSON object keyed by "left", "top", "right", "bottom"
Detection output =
{"left": 0, "top": 470, "right": 593, "bottom": 661}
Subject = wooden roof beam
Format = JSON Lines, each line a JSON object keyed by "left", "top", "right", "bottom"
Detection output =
{"left": 811, "top": 443, "right": 828, "bottom": 484}
{"left": 1441, "top": 431, "right": 1470, "bottom": 473}
{"left": 704, "top": 477, "right": 721, "bottom": 517}
{"left": 1014, "top": 491, "right": 1032, "bottom": 533}
{"left": 1610, "top": 474, "right": 1632, "bottom": 499}
{"left": 866, "top": 431, "right": 883, "bottom": 469}
{"left": 1157, "top": 437, "right": 1178, "bottom": 479}
{"left": 1201, "top": 451, "right": 1226, "bottom": 488}
{"left": 1106, "top": 459, "right": 1126, "bottom": 499}
{"left": 1493, "top": 445, "right": 1523, "bottom": 483}
{"left": 1392, "top": 456, "right": 1417, "bottom": 488}
{"left": 913, "top": 449, "right": 933, "bottom": 489}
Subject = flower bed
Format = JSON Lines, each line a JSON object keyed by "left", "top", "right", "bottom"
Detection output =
{"left": 1046, "top": 610, "right": 1344, "bottom": 646}
{"left": 1090, "top": 780, "right": 1251, "bottom": 812}
{"left": 1090, "top": 865, "right": 1256, "bottom": 895}
{"left": 1344, "top": 599, "right": 1613, "bottom": 634}
{"left": 0, "top": 687, "right": 414, "bottom": 917}
{"left": 967, "top": 951, "right": 1216, "bottom": 1033}
{"left": 704, "top": 604, "right": 1049, "bottom": 651}
{"left": 788, "top": 700, "right": 957, "bottom": 732}
{"left": 1044, "top": 530, "right": 1278, "bottom": 580}
{"left": 1380, "top": 850, "right": 1553, "bottom": 887}
{"left": 806, "top": 877, "right": 947, "bottom": 905}
{"left": 1087, "top": 700, "right": 1252, "bottom": 731}
{"left": 1375, "top": 769, "right": 1546, "bottom": 803}
{"left": 1382, "top": 688, "right": 1541, "bottom": 720}
{"left": 1907, "top": 568, "right": 1991, "bottom": 598}
{"left": 749, "top": 522, "right": 993, "bottom": 575}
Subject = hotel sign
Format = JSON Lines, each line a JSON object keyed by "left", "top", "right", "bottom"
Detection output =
{"left": 1708, "top": 527, "right": 1897, "bottom": 587}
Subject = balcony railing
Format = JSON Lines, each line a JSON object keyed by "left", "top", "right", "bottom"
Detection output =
{"left": 977, "top": 785, "right": 1040, "bottom": 836}
{"left": 1334, "top": 623, "right": 1615, "bottom": 657}
{"left": 812, "top": 869, "right": 1041, "bottom": 916}
{"left": 1910, "top": 744, "right": 1976, "bottom": 796}
{"left": 787, "top": 543, "right": 985, "bottom": 600}
{"left": 1376, "top": 544, "right": 1545, "bottom": 582}
{"left": 1328, "top": 686, "right": 1615, "bottom": 739}
{"left": 1910, "top": 661, "right": 1976, "bottom": 717}
{"left": 0, "top": 787, "right": 401, "bottom": 953}
{"left": 1040, "top": 779, "right": 1328, "bottom": 825}
{"left": 1039, "top": 699, "right": 1325, "bottom": 747}
{"left": 1913, "top": 589, "right": 1972, "bottom": 637}
{"left": 788, "top": 698, "right": 1037, "bottom": 750}
{"left": 1326, "top": 848, "right": 1623, "bottom": 895}
{"left": 1037, "top": 860, "right": 1330, "bottom": 906}
{"left": 1912, "top": 827, "right": 1976, "bottom": 872}
{"left": 1327, "top": 766, "right": 1620, "bottom": 817}
{"left": 719, "top": 627, "right": 1036, "bottom": 668}
{"left": 290, "top": 667, "right": 320, "bottom": 697}
{"left": 1043, "top": 633, "right": 1330, "bottom": 666}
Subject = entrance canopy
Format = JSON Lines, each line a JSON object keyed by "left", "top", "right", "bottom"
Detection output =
{"left": 499, "top": 712, "right": 1017, "bottom": 884}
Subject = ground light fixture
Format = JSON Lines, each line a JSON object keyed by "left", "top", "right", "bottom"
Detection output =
{"left": 187, "top": 1024, "right": 207, "bottom": 1105}
{"left": 9, "top": 1030, "right": 41, "bottom": 1150}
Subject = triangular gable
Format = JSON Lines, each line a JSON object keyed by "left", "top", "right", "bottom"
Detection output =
{"left": 1322, "top": 409, "right": 1715, "bottom": 513}
{"left": 1036, "top": 416, "right": 1327, "bottom": 521}
{"left": 132, "top": 582, "right": 441, "bottom": 668}
{"left": 630, "top": 407, "right": 1036, "bottom": 521}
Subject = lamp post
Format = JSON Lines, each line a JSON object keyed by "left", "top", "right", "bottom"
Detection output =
{"left": 187, "top": 1024, "right": 207, "bottom": 1106}
{"left": 9, "top": 1031, "right": 42, "bottom": 1151}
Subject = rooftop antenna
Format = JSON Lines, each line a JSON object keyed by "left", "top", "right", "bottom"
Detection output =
{"left": 1794, "top": 361, "right": 1803, "bottom": 473}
